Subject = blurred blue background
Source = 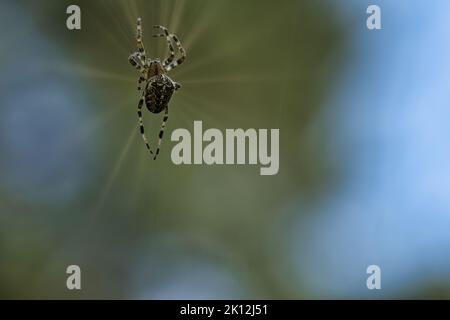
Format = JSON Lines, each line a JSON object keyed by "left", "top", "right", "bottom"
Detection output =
{"left": 1, "top": 0, "right": 450, "bottom": 299}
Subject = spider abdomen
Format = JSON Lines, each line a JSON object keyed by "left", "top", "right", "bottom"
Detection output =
{"left": 145, "top": 74, "right": 175, "bottom": 114}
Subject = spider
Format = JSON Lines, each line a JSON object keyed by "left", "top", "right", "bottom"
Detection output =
{"left": 128, "top": 18, "right": 186, "bottom": 160}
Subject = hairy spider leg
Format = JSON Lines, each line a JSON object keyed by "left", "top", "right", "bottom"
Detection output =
{"left": 129, "top": 53, "right": 148, "bottom": 91}
{"left": 153, "top": 25, "right": 186, "bottom": 72}
{"left": 128, "top": 52, "right": 146, "bottom": 73}
{"left": 165, "top": 33, "right": 186, "bottom": 72}
{"left": 137, "top": 93, "right": 153, "bottom": 154}
{"left": 153, "top": 107, "right": 169, "bottom": 160}
{"left": 137, "top": 75, "right": 146, "bottom": 91}
{"left": 152, "top": 25, "right": 175, "bottom": 68}
{"left": 136, "top": 18, "right": 147, "bottom": 61}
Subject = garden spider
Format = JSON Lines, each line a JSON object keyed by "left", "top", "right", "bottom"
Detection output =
{"left": 128, "top": 17, "right": 186, "bottom": 160}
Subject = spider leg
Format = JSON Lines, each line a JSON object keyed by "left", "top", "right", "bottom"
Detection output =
{"left": 129, "top": 52, "right": 146, "bottom": 73}
{"left": 153, "top": 107, "right": 169, "bottom": 160}
{"left": 172, "top": 81, "right": 181, "bottom": 91}
{"left": 130, "top": 52, "right": 148, "bottom": 91}
{"left": 136, "top": 17, "right": 147, "bottom": 61}
{"left": 137, "top": 93, "right": 153, "bottom": 154}
{"left": 165, "top": 33, "right": 186, "bottom": 72}
{"left": 137, "top": 75, "right": 146, "bottom": 91}
{"left": 153, "top": 25, "right": 175, "bottom": 68}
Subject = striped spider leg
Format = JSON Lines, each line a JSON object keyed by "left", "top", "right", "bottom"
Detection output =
{"left": 137, "top": 92, "right": 153, "bottom": 152}
{"left": 129, "top": 19, "right": 153, "bottom": 154}
{"left": 153, "top": 25, "right": 187, "bottom": 73}
{"left": 153, "top": 106, "right": 169, "bottom": 160}
{"left": 128, "top": 52, "right": 147, "bottom": 90}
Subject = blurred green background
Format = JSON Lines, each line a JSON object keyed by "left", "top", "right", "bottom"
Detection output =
{"left": 2, "top": 0, "right": 450, "bottom": 299}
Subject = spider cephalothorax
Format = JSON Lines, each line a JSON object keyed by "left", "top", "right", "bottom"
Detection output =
{"left": 129, "top": 18, "right": 186, "bottom": 159}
